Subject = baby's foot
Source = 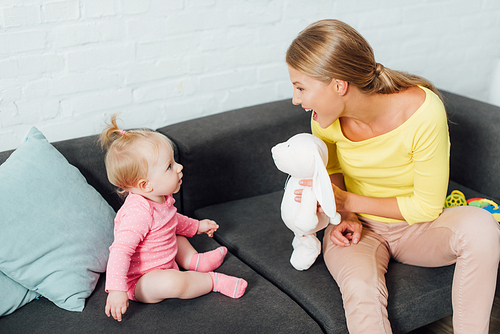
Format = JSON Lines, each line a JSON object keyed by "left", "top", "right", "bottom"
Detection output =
{"left": 209, "top": 272, "right": 247, "bottom": 299}
{"left": 189, "top": 246, "right": 227, "bottom": 272}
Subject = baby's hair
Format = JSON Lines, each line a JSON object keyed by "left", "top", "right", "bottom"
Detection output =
{"left": 99, "top": 114, "right": 173, "bottom": 195}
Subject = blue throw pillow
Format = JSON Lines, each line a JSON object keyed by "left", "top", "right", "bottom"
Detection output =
{"left": 0, "top": 127, "right": 114, "bottom": 313}
{"left": 0, "top": 271, "right": 40, "bottom": 316}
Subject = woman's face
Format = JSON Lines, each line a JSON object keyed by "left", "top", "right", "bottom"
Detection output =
{"left": 288, "top": 65, "right": 343, "bottom": 129}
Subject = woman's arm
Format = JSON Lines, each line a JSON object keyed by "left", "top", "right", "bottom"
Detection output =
{"left": 333, "top": 182, "right": 404, "bottom": 221}
{"left": 298, "top": 174, "right": 404, "bottom": 221}
{"left": 328, "top": 173, "right": 364, "bottom": 246}
{"left": 296, "top": 173, "right": 364, "bottom": 247}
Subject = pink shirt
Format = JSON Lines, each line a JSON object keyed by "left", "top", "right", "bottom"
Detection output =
{"left": 105, "top": 193, "right": 199, "bottom": 292}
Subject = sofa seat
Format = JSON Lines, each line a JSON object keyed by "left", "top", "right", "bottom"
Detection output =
{"left": 195, "top": 179, "right": 500, "bottom": 333}
{"left": 0, "top": 220, "right": 322, "bottom": 334}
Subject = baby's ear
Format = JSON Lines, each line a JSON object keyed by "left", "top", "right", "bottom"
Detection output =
{"left": 138, "top": 179, "right": 152, "bottom": 192}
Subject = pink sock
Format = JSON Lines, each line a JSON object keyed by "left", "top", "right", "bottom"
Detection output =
{"left": 189, "top": 247, "right": 227, "bottom": 272}
{"left": 209, "top": 272, "right": 247, "bottom": 299}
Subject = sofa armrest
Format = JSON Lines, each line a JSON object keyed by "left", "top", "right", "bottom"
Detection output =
{"left": 158, "top": 99, "right": 310, "bottom": 216}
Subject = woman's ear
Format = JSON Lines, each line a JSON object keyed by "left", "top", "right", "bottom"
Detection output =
{"left": 335, "top": 79, "right": 348, "bottom": 96}
{"left": 138, "top": 179, "right": 152, "bottom": 193}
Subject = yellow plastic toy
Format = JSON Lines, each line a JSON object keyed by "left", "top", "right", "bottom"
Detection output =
{"left": 445, "top": 190, "right": 500, "bottom": 222}
{"left": 444, "top": 190, "right": 467, "bottom": 208}
{"left": 467, "top": 198, "right": 500, "bottom": 222}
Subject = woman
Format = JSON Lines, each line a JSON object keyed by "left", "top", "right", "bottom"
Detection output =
{"left": 287, "top": 19, "right": 500, "bottom": 334}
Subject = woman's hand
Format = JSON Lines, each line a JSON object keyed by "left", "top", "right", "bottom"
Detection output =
{"left": 105, "top": 290, "right": 129, "bottom": 322}
{"left": 329, "top": 213, "right": 362, "bottom": 247}
{"left": 295, "top": 179, "right": 349, "bottom": 212}
{"left": 198, "top": 219, "right": 219, "bottom": 237}
{"left": 295, "top": 179, "right": 362, "bottom": 246}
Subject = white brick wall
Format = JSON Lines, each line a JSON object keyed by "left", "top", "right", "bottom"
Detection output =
{"left": 1, "top": 0, "right": 499, "bottom": 152}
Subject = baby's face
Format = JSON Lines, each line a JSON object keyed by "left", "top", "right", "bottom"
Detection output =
{"left": 145, "top": 142, "right": 183, "bottom": 202}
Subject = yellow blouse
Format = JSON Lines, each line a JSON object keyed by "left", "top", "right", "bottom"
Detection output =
{"left": 312, "top": 87, "right": 450, "bottom": 225}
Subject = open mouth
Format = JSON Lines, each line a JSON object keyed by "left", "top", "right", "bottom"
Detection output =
{"left": 303, "top": 109, "right": 317, "bottom": 120}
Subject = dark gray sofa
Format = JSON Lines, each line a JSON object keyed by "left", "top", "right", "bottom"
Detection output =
{"left": 1, "top": 90, "right": 499, "bottom": 333}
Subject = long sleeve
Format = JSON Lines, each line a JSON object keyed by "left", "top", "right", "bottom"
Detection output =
{"left": 175, "top": 212, "right": 199, "bottom": 237}
{"left": 312, "top": 86, "right": 450, "bottom": 225}
{"left": 105, "top": 197, "right": 152, "bottom": 292}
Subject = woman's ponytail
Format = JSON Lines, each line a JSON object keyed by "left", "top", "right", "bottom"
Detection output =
{"left": 286, "top": 19, "right": 441, "bottom": 99}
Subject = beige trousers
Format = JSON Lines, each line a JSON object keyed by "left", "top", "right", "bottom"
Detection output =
{"left": 323, "top": 206, "right": 500, "bottom": 334}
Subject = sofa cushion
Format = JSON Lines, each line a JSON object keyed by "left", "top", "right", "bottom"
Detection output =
{"left": 195, "top": 190, "right": 464, "bottom": 334}
{"left": 0, "top": 271, "right": 40, "bottom": 317}
{"left": 0, "top": 234, "right": 323, "bottom": 333}
{"left": 0, "top": 127, "right": 115, "bottom": 313}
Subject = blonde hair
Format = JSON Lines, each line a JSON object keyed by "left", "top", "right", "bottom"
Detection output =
{"left": 99, "top": 114, "right": 173, "bottom": 194}
{"left": 286, "top": 19, "right": 441, "bottom": 98}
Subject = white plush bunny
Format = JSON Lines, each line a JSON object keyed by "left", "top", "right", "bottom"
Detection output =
{"left": 271, "top": 133, "right": 341, "bottom": 270}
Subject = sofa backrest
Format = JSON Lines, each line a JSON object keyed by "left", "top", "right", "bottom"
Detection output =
{"left": 0, "top": 101, "right": 307, "bottom": 219}
{"left": 162, "top": 91, "right": 500, "bottom": 216}
{"left": 443, "top": 90, "right": 500, "bottom": 201}
{"left": 158, "top": 99, "right": 309, "bottom": 216}
{"left": 2, "top": 90, "right": 497, "bottom": 217}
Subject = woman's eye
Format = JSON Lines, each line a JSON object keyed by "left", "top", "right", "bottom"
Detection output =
{"left": 297, "top": 87, "right": 304, "bottom": 92}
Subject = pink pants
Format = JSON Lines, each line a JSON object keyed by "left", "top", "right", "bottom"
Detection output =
{"left": 323, "top": 206, "right": 500, "bottom": 334}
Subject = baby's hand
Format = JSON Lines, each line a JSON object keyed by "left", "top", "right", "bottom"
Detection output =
{"left": 105, "top": 290, "right": 129, "bottom": 322}
{"left": 198, "top": 219, "right": 219, "bottom": 237}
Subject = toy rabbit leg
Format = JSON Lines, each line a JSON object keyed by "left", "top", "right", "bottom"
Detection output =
{"left": 290, "top": 234, "right": 322, "bottom": 271}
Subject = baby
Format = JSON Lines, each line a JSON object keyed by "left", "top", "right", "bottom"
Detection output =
{"left": 99, "top": 115, "right": 247, "bottom": 322}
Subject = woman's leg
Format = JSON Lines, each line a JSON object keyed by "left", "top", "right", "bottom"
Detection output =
{"left": 323, "top": 223, "right": 393, "bottom": 334}
{"left": 392, "top": 206, "right": 500, "bottom": 334}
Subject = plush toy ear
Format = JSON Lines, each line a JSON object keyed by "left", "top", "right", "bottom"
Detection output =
{"left": 312, "top": 151, "right": 336, "bottom": 218}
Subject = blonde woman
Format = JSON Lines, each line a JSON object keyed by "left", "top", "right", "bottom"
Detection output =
{"left": 288, "top": 19, "right": 500, "bottom": 334}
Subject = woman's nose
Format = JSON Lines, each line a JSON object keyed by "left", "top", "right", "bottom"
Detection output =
{"left": 292, "top": 91, "right": 301, "bottom": 105}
